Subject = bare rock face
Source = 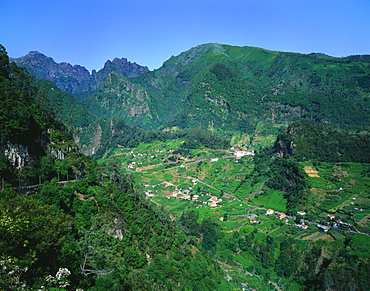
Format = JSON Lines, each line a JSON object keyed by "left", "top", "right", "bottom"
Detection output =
{"left": 4, "top": 143, "right": 30, "bottom": 169}
{"left": 10, "top": 52, "right": 149, "bottom": 97}
{"left": 11, "top": 51, "right": 90, "bottom": 93}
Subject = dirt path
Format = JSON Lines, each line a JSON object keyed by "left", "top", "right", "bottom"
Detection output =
{"left": 216, "top": 259, "right": 237, "bottom": 269}
{"left": 359, "top": 215, "right": 370, "bottom": 226}
{"left": 302, "top": 231, "right": 320, "bottom": 240}
{"left": 269, "top": 281, "right": 283, "bottom": 291}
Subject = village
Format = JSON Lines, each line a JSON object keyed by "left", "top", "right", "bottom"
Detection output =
{"left": 103, "top": 138, "right": 370, "bottom": 243}
{"left": 144, "top": 181, "right": 362, "bottom": 237}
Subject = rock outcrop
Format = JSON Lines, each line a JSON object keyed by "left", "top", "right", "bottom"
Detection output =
{"left": 11, "top": 52, "right": 149, "bottom": 98}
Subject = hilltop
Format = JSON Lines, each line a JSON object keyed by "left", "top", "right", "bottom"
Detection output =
{"left": 131, "top": 43, "right": 370, "bottom": 132}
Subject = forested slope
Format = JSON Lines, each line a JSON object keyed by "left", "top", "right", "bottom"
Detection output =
{"left": 131, "top": 43, "right": 370, "bottom": 132}
{"left": 0, "top": 45, "right": 235, "bottom": 290}
{"left": 12, "top": 43, "right": 370, "bottom": 158}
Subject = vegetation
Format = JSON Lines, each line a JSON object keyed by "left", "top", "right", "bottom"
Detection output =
{"left": 15, "top": 43, "right": 370, "bottom": 157}
{"left": 34, "top": 79, "right": 95, "bottom": 129}
{"left": 275, "top": 119, "right": 370, "bottom": 162}
{"left": 91, "top": 121, "right": 230, "bottom": 159}
{"left": 4, "top": 43, "right": 370, "bottom": 290}
{"left": 0, "top": 46, "right": 235, "bottom": 290}
{"left": 129, "top": 43, "right": 370, "bottom": 134}
{"left": 96, "top": 125, "right": 370, "bottom": 290}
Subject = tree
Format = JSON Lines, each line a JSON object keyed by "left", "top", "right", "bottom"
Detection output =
{"left": 200, "top": 219, "right": 219, "bottom": 251}
{"left": 179, "top": 210, "right": 200, "bottom": 237}
{"left": 55, "top": 159, "right": 71, "bottom": 181}
{"left": 39, "top": 155, "right": 56, "bottom": 181}
{"left": 0, "top": 190, "right": 73, "bottom": 286}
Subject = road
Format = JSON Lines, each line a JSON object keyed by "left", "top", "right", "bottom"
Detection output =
{"left": 125, "top": 155, "right": 370, "bottom": 237}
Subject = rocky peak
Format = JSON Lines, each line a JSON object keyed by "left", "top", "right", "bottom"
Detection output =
{"left": 112, "top": 57, "right": 128, "bottom": 65}
{"left": 11, "top": 51, "right": 91, "bottom": 92}
{"left": 28, "top": 51, "right": 46, "bottom": 57}
{"left": 101, "top": 57, "right": 149, "bottom": 78}
{"left": 11, "top": 52, "right": 149, "bottom": 98}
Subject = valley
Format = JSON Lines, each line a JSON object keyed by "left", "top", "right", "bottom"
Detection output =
{"left": 99, "top": 135, "right": 370, "bottom": 290}
{"left": 2, "top": 43, "right": 370, "bottom": 290}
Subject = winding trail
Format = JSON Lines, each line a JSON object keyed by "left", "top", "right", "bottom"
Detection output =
{"left": 126, "top": 156, "right": 370, "bottom": 237}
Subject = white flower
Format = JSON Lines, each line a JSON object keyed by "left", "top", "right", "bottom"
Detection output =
{"left": 55, "top": 267, "right": 71, "bottom": 280}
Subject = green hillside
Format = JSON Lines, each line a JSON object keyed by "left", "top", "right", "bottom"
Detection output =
{"left": 5, "top": 43, "right": 370, "bottom": 290}
{"left": 35, "top": 79, "right": 96, "bottom": 129}
{"left": 13, "top": 43, "right": 370, "bottom": 157}
{"left": 129, "top": 43, "right": 370, "bottom": 133}
{"left": 82, "top": 72, "right": 159, "bottom": 128}
{"left": 274, "top": 120, "right": 370, "bottom": 162}
{"left": 1, "top": 45, "right": 237, "bottom": 290}
{"left": 98, "top": 128, "right": 370, "bottom": 290}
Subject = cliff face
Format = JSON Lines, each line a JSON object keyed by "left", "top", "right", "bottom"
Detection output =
{"left": 82, "top": 72, "right": 158, "bottom": 127}
{"left": 11, "top": 52, "right": 149, "bottom": 98}
{"left": 10, "top": 51, "right": 90, "bottom": 93}
{"left": 3, "top": 143, "right": 30, "bottom": 169}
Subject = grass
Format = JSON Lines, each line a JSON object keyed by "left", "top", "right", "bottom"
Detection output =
{"left": 320, "top": 191, "right": 352, "bottom": 211}
{"left": 234, "top": 253, "right": 254, "bottom": 268}
{"left": 251, "top": 190, "right": 287, "bottom": 212}
{"left": 222, "top": 220, "right": 241, "bottom": 232}
{"left": 103, "top": 139, "right": 370, "bottom": 250}
{"left": 309, "top": 177, "right": 328, "bottom": 189}
{"left": 240, "top": 225, "right": 257, "bottom": 235}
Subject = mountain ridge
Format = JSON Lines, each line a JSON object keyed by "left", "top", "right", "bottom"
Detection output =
{"left": 10, "top": 51, "right": 149, "bottom": 99}
{"left": 11, "top": 43, "right": 370, "bottom": 156}
{"left": 129, "top": 43, "right": 370, "bottom": 132}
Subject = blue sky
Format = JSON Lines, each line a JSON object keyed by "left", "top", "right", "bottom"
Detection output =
{"left": 1, "top": 0, "right": 369, "bottom": 71}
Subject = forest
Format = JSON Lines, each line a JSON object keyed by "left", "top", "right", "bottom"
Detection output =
{"left": 0, "top": 46, "right": 236, "bottom": 290}
{"left": 2, "top": 43, "right": 370, "bottom": 290}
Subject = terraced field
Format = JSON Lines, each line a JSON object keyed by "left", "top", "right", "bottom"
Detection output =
{"left": 100, "top": 141, "right": 370, "bottom": 246}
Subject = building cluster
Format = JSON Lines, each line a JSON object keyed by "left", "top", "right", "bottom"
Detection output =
{"left": 234, "top": 150, "right": 255, "bottom": 159}
{"left": 208, "top": 195, "right": 222, "bottom": 208}
{"left": 264, "top": 209, "right": 308, "bottom": 229}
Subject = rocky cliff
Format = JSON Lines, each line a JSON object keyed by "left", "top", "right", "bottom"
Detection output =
{"left": 11, "top": 51, "right": 149, "bottom": 99}
{"left": 82, "top": 72, "right": 158, "bottom": 127}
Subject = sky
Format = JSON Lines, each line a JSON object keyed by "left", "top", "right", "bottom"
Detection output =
{"left": 1, "top": 0, "right": 369, "bottom": 72}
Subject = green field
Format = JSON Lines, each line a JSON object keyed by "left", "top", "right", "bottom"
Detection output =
{"left": 98, "top": 139, "right": 370, "bottom": 291}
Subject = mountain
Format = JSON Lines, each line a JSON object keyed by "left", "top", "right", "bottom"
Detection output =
{"left": 129, "top": 43, "right": 370, "bottom": 133}
{"left": 34, "top": 79, "right": 96, "bottom": 128}
{"left": 82, "top": 71, "right": 159, "bottom": 128}
{"left": 11, "top": 51, "right": 149, "bottom": 100}
{"left": 3, "top": 44, "right": 370, "bottom": 290}
{"left": 274, "top": 119, "right": 370, "bottom": 162}
{"left": 10, "top": 51, "right": 91, "bottom": 95}
{"left": 0, "top": 47, "right": 79, "bottom": 176}
{"left": 1, "top": 45, "right": 236, "bottom": 291}
{"left": 11, "top": 43, "right": 370, "bottom": 157}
